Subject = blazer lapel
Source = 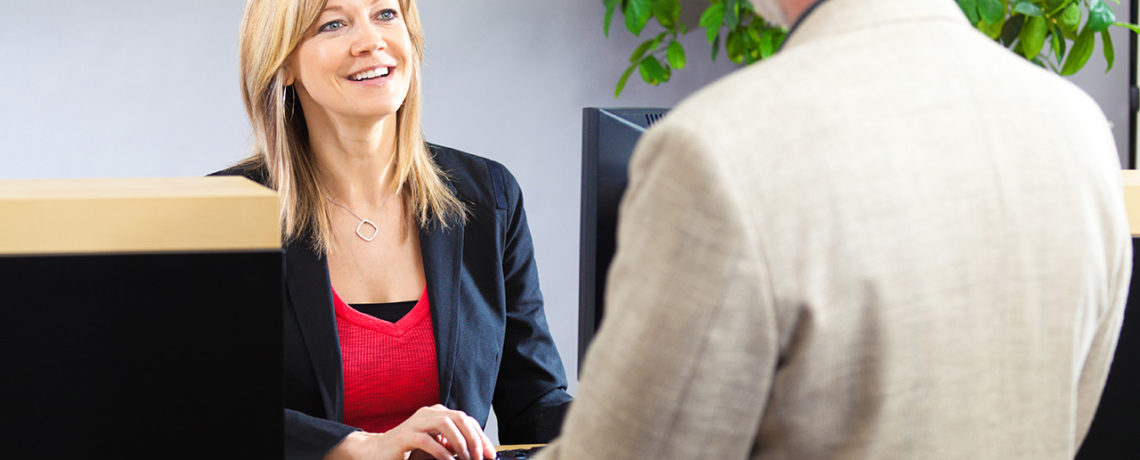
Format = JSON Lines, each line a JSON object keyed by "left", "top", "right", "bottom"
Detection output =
{"left": 420, "top": 220, "right": 465, "bottom": 407}
{"left": 285, "top": 242, "right": 344, "bottom": 420}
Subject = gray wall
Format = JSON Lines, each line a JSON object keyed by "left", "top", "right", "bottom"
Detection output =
{"left": 1067, "top": 5, "right": 1134, "bottom": 168}
{"left": 415, "top": 1, "right": 739, "bottom": 393}
{"left": 0, "top": 0, "right": 1133, "bottom": 442}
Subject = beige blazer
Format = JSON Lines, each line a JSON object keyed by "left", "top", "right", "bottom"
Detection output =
{"left": 540, "top": 0, "right": 1131, "bottom": 458}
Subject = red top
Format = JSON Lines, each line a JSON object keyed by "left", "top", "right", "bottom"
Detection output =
{"left": 333, "top": 286, "right": 440, "bottom": 433}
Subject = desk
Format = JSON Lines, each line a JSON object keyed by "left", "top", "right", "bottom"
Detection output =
{"left": 0, "top": 177, "right": 284, "bottom": 459}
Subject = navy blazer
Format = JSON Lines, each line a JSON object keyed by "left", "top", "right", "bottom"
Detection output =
{"left": 214, "top": 144, "right": 572, "bottom": 460}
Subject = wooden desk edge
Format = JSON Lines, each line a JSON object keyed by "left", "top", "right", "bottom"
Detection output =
{"left": 1122, "top": 170, "right": 1140, "bottom": 237}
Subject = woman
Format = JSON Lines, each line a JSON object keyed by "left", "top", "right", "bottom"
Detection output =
{"left": 214, "top": 0, "right": 573, "bottom": 458}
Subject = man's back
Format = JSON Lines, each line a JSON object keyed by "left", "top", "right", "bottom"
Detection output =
{"left": 541, "top": 0, "right": 1130, "bottom": 458}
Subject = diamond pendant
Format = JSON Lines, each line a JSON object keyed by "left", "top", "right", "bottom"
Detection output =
{"left": 355, "top": 219, "right": 379, "bottom": 242}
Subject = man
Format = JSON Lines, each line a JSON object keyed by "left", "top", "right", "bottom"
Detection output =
{"left": 539, "top": 0, "right": 1130, "bottom": 458}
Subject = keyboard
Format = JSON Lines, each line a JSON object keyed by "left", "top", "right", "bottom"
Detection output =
{"left": 496, "top": 446, "right": 544, "bottom": 459}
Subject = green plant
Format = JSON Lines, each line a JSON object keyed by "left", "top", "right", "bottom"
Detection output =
{"left": 605, "top": 0, "right": 1140, "bottom": 97}
{"left": 604, "top": 0, "right": 783, "bottom": 97}
{"left": 960, "top": 0, "right": 1137, "bottom": 74}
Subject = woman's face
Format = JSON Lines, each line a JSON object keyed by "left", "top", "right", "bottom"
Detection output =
{"left": 286, "top": 0, "right": 414, "bottom": 122}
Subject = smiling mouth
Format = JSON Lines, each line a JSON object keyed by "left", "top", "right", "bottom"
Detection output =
{"left": 349, "top": 67, "right": 392, "bottom": 81}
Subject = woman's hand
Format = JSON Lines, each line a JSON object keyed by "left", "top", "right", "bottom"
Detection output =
{"left": 323, "top": 405, "right": 497, "bottom": 460}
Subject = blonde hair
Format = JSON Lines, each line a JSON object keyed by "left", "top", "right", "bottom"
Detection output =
{"left": 237, "top": 0, "right": 465, "bottom": 251}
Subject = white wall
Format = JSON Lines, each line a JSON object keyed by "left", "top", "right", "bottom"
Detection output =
{"left": 0, "top": 0, "right": 1133, "bottom": 442}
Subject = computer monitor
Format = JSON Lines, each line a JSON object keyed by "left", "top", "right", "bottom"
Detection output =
{"left": 578, "top": 107, "right": 668, "bottom": 371}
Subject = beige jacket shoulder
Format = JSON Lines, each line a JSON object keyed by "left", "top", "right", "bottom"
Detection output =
{"left": 540, "top": 0, "right": 1131, "bottom": 458}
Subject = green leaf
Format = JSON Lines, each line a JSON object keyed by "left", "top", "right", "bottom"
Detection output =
{"left": 629, "top": 33, "right": 665, "bottom": 63}
{"left": 615, "top": 62, "right": 637, "bottom": 98}
{"left": 1061, "top": 25, "right": 1095, "bottom": 75}
{"left": 1088, "top": 0, "right": 1116, "bottom": 32}
{"left": 638, "top": 55, "right": 667, "bottom": 85}
{"left": 625, "top": 0, "right": 653, "bottom": 37}
{"left": 1012, "top": 1, "right": 1043, "bottom": 17}
{"left": 1050, "top": 24, "right": 1066, "bottom": 62}
{"left": 746, "top": 27, "right": 762, "bottom": 47}
{"left": 726, "top": 0, "right": 741, "bottom": 30}
{"left": 759, "top": 30, "right": 776, "bottom": 58}
{"left": 979, "top": 17, "right": 1006, "bottom": 39}
{"left": 666, "top": 40, "right": 687, "bottom": 69}
{"left": 1002, "top": 14, "right": 1025, "bottom": 46}
{"left": 1102, "top": 29, "right": 1114, "bottom": 72}
{"left": 1115, "top": 21, "right": 1140, "bottom": 34}
{"left": 1019, "top": 16, "right": 1047, "bottom": 58}
{"left": 603, "top": 0, "right": 619, "bottom": 38}
{"left": 711, "top": 33, "right": 721, "bottom": 60}
{"left": 978, "top": 0, "right": 1005, "bottom": 24}
{"left": 771, "top": 29, "right": 787, "bottom": 50}
{"left": 700, "top": 4, "right": 726, "bottom": 44}
{"left": 957, "top": 0, "right": 980, "bottom": 24}
{"left": 743, "top": 27, "right": 761, "bottom": 64}
{"left": 652, "top": 0, "right": 682, "bottom": 30}
{"left": 1059, "top": 4, "right": 1081, "bottom": 38}
{"left": 726, "top": 29, "right": 745, "bottom": 63}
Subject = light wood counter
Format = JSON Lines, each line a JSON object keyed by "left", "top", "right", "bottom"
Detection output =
{"left": 1123, "top": 170, "right": 1140, "bottom": 237}
{"left": 0, "top": 177, "right": 279, "bottom": 255}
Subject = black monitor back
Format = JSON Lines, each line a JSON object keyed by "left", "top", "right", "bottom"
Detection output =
{"left": 0, "top": 250, "right": 284, "bottom": 459}
{"left": 579, "top": 107, "right": 668, "bottom": 371}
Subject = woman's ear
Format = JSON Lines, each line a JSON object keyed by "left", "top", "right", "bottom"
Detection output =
{"left": 282, "top": 66, "right": 295, "bottom": 87}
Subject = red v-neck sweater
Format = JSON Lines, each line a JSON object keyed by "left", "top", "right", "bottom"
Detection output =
{"left": 333, "top": 286, "right": 440, "bottom": 433}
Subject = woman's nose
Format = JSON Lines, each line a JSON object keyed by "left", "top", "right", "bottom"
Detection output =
{"left": 351, "top": 25, "right": 387, "bottom": 55}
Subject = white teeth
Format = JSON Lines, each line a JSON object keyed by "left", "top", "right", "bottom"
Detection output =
{"left": 350, "top": 67, "right": 391, "bottom": 81}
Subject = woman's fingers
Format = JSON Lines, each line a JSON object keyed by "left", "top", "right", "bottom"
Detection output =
{"left": 457, "top": 413, "right": 493, "bottom": 460}
{"left": 413, "top": 410, "right": 469, "bottom": 460}
{"left": 405, "top": 432, "right": 455, "bottom": 460}
{"left": 437, "top": 415, "right": 472, "bottom": 460}
{"left": 476, "top": 421, "right": 495, "bottom": 459}
{"left": 402, "top": 405, "right": 495, "bottom": 460}
{"left": 450, "top": 412, "right": 481, "bottom": 460}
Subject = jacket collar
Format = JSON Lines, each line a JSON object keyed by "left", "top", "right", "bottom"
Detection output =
{"left": 782, "top": 0, "right": 969, "bottom": 52}
{"left": 419, "top": 218, "right": 465, "bottom": 407}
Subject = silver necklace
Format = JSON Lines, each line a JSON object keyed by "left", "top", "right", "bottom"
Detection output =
{"left": 327, "top": 192, "right": 395, "bottom": 242}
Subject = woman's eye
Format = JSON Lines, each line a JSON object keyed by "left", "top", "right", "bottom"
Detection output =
{"left": 377, "top": 9, "right": 398, "bottom": 21}
{"left": 319, "top": 20, "right": 344, "bottom": 32}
